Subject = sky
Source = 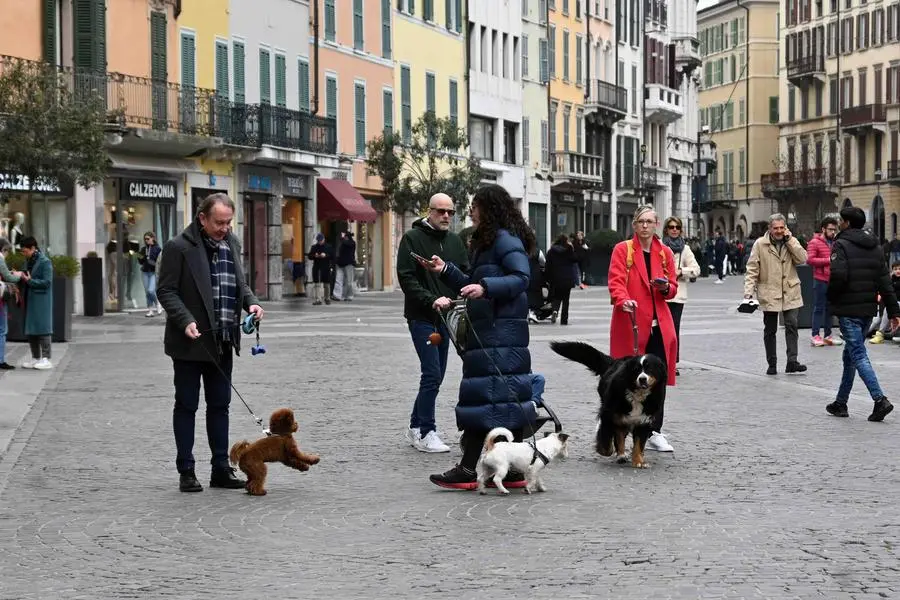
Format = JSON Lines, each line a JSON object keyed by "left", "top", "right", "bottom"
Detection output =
{"left": 697, "top": 0, "right": 718, "bottom": 10}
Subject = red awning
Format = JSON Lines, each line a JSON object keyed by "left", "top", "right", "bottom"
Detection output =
{"left": 316, "top": 179, "right": 378, "bottom": 223}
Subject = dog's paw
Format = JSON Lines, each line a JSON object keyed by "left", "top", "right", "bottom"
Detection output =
{"left": 616, "top": 455, "right": 628, "bottom": 464}
{"left": 498, "top": 489, "right": 511, "bottom": 495}
{"left": 248, "top": 488, "right": 268, "bottom": 496}
{"left": 523, "top": 487, "right": 533, "bottom": 495}
{"left": 307, "top": 455, "right": 320, "bottom": 465}
{"left": 631, "top": 462, "right": 650, "bottom": 469}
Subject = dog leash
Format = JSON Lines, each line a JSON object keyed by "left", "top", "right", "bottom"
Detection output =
{"left": 628, "top": 311, "right": 639, "bottom": 356}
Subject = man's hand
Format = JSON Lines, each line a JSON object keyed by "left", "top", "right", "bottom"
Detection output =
{"left": 185, "top": 322, "right": 201, "bottom": 339}
{"left": 432, "top": 296, "right": 452, "bottom": 311}
{"left": 891, "top": 316, "right": 900, "bottom": 333}
{"left": 460, "top": 284, "right": 485, "bottom": 299}
{"left": 622, "top": 299, "right": 637, "bottom": 313}
{"left": 249, "top": 305, "right": 265, "bottom": 321}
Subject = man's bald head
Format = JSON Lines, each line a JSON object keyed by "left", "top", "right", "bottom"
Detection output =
{"left": 427, "top": 193, "right": 455, "bottom": 231}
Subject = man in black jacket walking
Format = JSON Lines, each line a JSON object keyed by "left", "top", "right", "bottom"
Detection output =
{"left": 826, "top": 206, "right": 899, "bottom": 421}
{"left": 157, "top": 193, "right": 264, "bottom": 492}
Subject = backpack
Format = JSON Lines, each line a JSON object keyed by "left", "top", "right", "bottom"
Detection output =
{"left": 611, "top": 239, "right": 669, "bottom": 304}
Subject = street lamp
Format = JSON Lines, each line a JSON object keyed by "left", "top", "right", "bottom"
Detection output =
{"left": 694, "top": 125, "right": 710, "bottom": 238}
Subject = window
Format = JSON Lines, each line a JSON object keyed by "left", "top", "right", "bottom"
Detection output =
{"left": 469, "top": 117, "right": 494, "bottom": 161}
{"left": 74, "top": 0, "right": 107, "bottom": 71}
{"left": 725, "top": 101, "right": 734, "bottom": 129}
{"left": 326, "top": 75, "right": 337, "bottom": 119}
{"left": 539, "top": 38, "right": 549, "bottom": 83}
{"left": 540, "top": 119, "right": 549, "bottom": 166}
{"left": 575, "top": 109, "right": 583, "bottom": 153}
{"left": 858, "top": 135, "right": 867, "bottom": 183}
{"left": 353, "top": 0, "right": 364, "bottom": 50}
{"left": 215, "top": 41, "right": 229, "bottom": 99}
{"left": 522, "top": 117, "right": 530, "bottom": 163}
{"left": 401, "top": 65, "right": 411, "bottom": 142}
{"left": 800, "top": 87, "right": 808, "bottom": 120}
{"left": 383, "top": 89, "right": 394, "bottom": 136}
{"left": 738, "top": 98, "right": 745, "bottom": 125}
{"left": 492, "top": 30, "right": 499, "bottom": 76}
{"left": 787, "top": 85, "right": 795, "bottom": 122}
{"left": 575, "top": 34, "right": 583, "bottom": 85}
{"left": 631, "top": 64, "right": 637, "bottom": 114}
{"left": 350, "top": 82, "right": 364, "bottom": 157}
{"left": 503, "top": 33, "right": 509, "bottom": 78}
{"left": 150, "top": 11, "right": 166, "bottom": 83}
{"left": 425, "top": 72, "right": 435, "bottom": 115}
{"left": 769, "top": 96, "right": 779, "bottom": 123}
{"left": 562, "top": 30, "right": 569, "bottom": 81}
{"left": 325, "top": 0, "right": 336, "bottom": 42}
{"left": 181, "top": 32, "right": 196, "bottom": 89}
{"left": 423, "top": 0, "right": 433, "bottom": 21}
{"left": 298, "top": 59, "right": 310, "bottom": 112}
{"left": 449, "top": 79, "right": 458, "bottom": 125}
{"left": 233, "top": 41, "right": 245, "bottom": 104}
{"left": 259, "top": 48, "right": 271, "bottom": 104}
{"left": 549, "top": 25, "right": 556, "bottom": 78}
{"left": 829, "top": 76, "right": 837, "bottom": 114}
{"left": 522, "top": 34, "right": 529, "bottom": 78}
{"left": 549, "top": 101, "right": 557, "bottom": 154}
{"left": 875, "top": 66, "right": 882, "bottom": 104}
{"left": 382, "top": 0, "right": 392, "bottom": 58}
{"left": 738, "top": 149, "right": 746, "bottom": 183}
{"left": 563, "top": 105, "right": 570, "bottom": 151}
{"left": 859, "top": 69, "right": 867, "bottom": 105}
{"left": 274, "top": 53, "right": 286, "bottom": 107}
{"left": 815, "top": 81, "right": 823, "bottom": 116}
{"left": 503, "top": 121, "right": 517, "bottom": 164}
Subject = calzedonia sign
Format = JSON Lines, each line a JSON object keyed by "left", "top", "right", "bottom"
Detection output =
{"left": 121, "top": 178, "right": 177, "bottom": 201}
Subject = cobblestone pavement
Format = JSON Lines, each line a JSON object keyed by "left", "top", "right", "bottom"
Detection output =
{"left": 1, "top": 276, "right": 899, "bottom": 599}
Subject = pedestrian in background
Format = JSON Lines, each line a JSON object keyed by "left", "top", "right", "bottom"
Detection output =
{"left": 743, "top": 213, "right": 808, "bottom": 375}
{"left": 573, "top": 230, "right": 590, "bottom": 289}
{"left": 396, "top": 193, "right": 469, "bottom": 454}
{"left": 805, "top": 216, "right": 842, "bottom": 347}
{"left": 333, "top": 231, "right": 357, "bottom": 302}
{"left": 545, "top": 234, "right": 577, "bottom": 325}
{"left": 662, "top": 217, "right": 700, "bottom": 376}
{"left": 308, "top": 233, "right": 334, "bottom": 306}
{"left": 0, "top": 237, "right": 23, "bottom": 370}
{"left": 713, "top": 230, "right": 727, "bottom": 283}
{"left": 137, "top": 231, "right": 163, "bottom": 318}
{"left": 18, "top": 237, "right": 54, "bottom": 370}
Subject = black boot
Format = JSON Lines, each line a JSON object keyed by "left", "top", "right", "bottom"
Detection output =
{"left": 826, "top": 401, "right": 849, "bottom": 417}
{"left": 210, "top": 466, "right": 246, "bottom": 489}
{"left": 766, "top": 363, "right": 777, "bottom": 375}
{"left": 179, "top": 470, "right": 203, "bottom": 493}
{"left": 429, "top": 465, "right": 478, "bottom": 490}
{"left": 868, "top": 397, "right": 894, "bottom": 422}
{"left": 785, "top": 361, "right": 807, "bottom": 373}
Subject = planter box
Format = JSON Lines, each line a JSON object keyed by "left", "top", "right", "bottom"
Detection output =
{"left": 81, "top": 256, "right": 104, "bottom": 317}
{"left": 5, "top": 277, "right": 73, "bottom": 343}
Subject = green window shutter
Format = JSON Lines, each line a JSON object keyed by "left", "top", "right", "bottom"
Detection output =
{"left": 298, "top": 59, "right": 310, "bottom": 112}
{"left": 150, "top": 12, "right": 167, "bottom": 80}
{"left": 181, "top": 33, "right": 196, "bottom": 88}
{"left": 383, "top": 89, "right": 393, "bottom": 136}
{"left": 446, "top": 0, "right": 452, "bottom": 29}
{"left": 74, "top": 0, "right": 106, "bottom": 70}
{"left": 455, "top": 0, "right": 462, "bottom": 32}
{"left": 259, "top": 48, "right": 271, "bottom": 104}
{"left": 425, "top": 73, "right": 435, "bottom": 114}
{"left": 409, "top": 0, "right": 415, "bottom": 15}
{"left": 401, "top": 66, "right": 411, "bottom": 142}
{"left": 275, "top": 54, "right": 286, "bottom": 107}
{"left": 382, "top": 0, "right": 392, "bottom": 58}
{"left": 92, "top": 0, "right": 106, "bottom": 71}
{"left": 43, "top": 0, "right": 56, "bottom": 63}
{"left": 424, "top": 0, "right": 433, "bottom": 21}
{"left": 769, "top": 96, "right": 779, "bottom": 123}
{"left": 326, "top": 76, "right": 337, "bottom": 119}
{"left": 355, "top": 83, "right": 366, "bottom": 156}
{"left": 325, "top": 0, "right": 336, "bottom": 42}
{"left": 354, "top": 0, "right": 364, "bottom": 50}
{"left": 562, "top": 31, "right": 569, "bottom": 81}
{"left": 233, "top": 41, "right": 245, "bottom": 104}
{"left": 449, "top": 79, "right": 458, "bottom": 125}
{"left": 215, "top": 42, "right": 229, "bottom": 98}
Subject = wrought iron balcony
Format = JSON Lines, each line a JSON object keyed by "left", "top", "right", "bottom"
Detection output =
{"left": 761, "top": 168, "right": 830, "bottom": 198}
{"left": 641, "top": 165, "right": 668, "bottom": 191}
{"left": 644, "top": 84, "right": 683, "bottom": 124}
{"left": 585, "top": 80, "right": 627, "bottom": 125}
{"left": 226, "top": 103, "right": 336, "bottom": 154}
{"left": 707, "top": 183, "right": 736, "bottom": 206}
{"left": 551, "top": 151, "right": 604, "bottom": 187}
{"left": 887, "top": 160, "right": 900, "bottom": 185}
{"left": 841, "top": 104, "right": 887, "bottom": 136}
{"left": 786, "top": 55, "right": 825, "bottom": 86}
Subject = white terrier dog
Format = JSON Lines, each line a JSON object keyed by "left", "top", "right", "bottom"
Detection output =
{"left": 476, "top": 427, "right": 570, "bottom": 495}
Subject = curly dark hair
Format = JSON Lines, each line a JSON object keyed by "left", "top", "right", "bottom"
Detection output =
{"left": 469, "top": 184, "right": 536, "bottom": 255}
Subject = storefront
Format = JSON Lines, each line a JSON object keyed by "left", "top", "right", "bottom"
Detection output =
{"left": 316, "top": 177, "right": 378, "bottom": 290}
{"left": 187, "top": 169, "right": 233, "bottom": 223}
{"left": 103, "top": 176, "right": 178, "bottom": 311}
{"left": 238, "top": 166, "right": 280, "bottom": 300}
{"left": 0, "top": 173, "right": 74, "bottom": 255}
{"left": 281, "top": 170, "right": 313, "bottom": 297}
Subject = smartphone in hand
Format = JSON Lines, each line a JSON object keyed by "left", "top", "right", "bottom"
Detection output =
{"left": 652, "top": 277, "right": 668, "bottom": 285}
{"left": 410, "top": 252, "right": 435, "bottom": 266}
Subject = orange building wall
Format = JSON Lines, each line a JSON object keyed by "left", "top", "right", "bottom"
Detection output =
{"left": 0, "top": 0, "right": 42, "bottom": 60}
{"left": 106, "top": 0, "right": 178, "bottom": 80}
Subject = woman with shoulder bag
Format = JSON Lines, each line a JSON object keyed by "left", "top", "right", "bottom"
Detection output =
{"left": 662, "top": 217, "right": 700, "bottom": 376}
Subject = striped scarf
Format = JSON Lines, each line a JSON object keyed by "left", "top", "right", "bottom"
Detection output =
{"left": 202, "top": 232, "right": 237, "bottom": 342}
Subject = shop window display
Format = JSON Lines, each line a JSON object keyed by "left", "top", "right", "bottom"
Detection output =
{"left": 0, "top": 194, "right": 70, "bottom": 255}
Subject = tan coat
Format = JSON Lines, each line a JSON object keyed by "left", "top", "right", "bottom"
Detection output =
{"left": 666, "top": 244, "right": 701, "bottom": 304}
{"left": 743, "top": 233, "right": 808, "bottom": 312}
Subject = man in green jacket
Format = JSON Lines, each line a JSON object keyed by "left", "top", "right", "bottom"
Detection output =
{"left": 397, "top": 193, "right": 469, "bottom": 453}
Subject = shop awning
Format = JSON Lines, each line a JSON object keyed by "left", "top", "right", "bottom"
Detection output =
{"left": 316, "top": 178, "right": 377, "bottom": 223}
{"left": 108, "top": 154, "right": 202, "bottom": 174}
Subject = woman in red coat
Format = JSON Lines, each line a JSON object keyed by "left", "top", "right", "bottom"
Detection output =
{"left": 607, "top": 205, "right": 679, "bottom": 452}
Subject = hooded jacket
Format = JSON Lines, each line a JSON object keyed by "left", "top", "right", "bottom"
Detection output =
{"left": 396, "top": 218, "right": 469, "bottom": 323}
{"left": 828, "top": 227, "right": 900, "bottom": 319}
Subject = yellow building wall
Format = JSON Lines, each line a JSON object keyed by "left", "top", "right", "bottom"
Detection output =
{"left": 175, "top": 0, "right": 229, "bottom": 90}
{"left": 393, "top": 2, "right": 467, "bottom": 130}
{"left": 549, "top": 4, "right": 583, "bottom": 151}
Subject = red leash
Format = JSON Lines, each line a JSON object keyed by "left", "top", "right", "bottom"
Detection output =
{"left": 628, "top": 310, "right": 639, "bottom": 356}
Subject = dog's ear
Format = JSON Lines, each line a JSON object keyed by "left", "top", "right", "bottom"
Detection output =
{"left": 269, "top": 408, "right": 296, "bottom": 434}
{"left": 557, "top": 433, "right": 570, "bottom": 442}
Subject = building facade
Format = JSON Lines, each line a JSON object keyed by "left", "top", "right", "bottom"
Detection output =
{"left": 698, "top": 0, "right": 778, "bottom": 240}
{"left": 767, "top": 0, "right": 900, "bottom": 239}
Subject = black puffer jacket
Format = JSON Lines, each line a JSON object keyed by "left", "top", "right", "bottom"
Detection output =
{"left": 828, "top": 228, "right": 900, "bottom": 318}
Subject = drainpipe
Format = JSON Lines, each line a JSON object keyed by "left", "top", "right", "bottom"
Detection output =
{"left": 546, "top": 0, "right": 553, "bottom": 230}
{"left": 311, "top": 0, "right": 320, "bottom": 115}
{"left": 585, "top": 2, "right": 591, "bottom": 103}
{"left": 835, "top": 0, "right": 841, "bottom": 201}
{"left": 737, "top": 0, "right": 750, "bottom": 210}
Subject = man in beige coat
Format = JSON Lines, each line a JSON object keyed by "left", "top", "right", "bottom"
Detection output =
{"left": 743, "top": 213, "right": 809, "bottom": 375}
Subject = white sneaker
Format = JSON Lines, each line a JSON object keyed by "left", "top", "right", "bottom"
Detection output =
{"left": 405, "top": 427, "right": 421, "bottom": 447}
{"left": 157, "top": 305, "right": 164, "bottom": 315}
{"left": 414, "top": 430, "right": 451, "bottom": 453}
{"left": 646, "top": 432, "right": 674, "bottom": 452}
{"left": 714, "top": 279, "right": 724, "bottom": 284}
{"left": 33, "top": 358, "right": 52, "bottom": 370}
{"left": 146, "top": 310, "right": 154, "bottom": 318}
{"left": 21, "top": 358, "right": 35, "bottom": 369}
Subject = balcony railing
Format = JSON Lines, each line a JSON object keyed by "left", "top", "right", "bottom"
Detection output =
{"left": 761, "top": 168, "right": 829, "bottom": 193}
{"left": 587, "top": 80, "right": 627, "bottom": 114}
{"left": 642, "top": 165, "right": 667, "bottom": 190}
{"left": 551, "top": 151, "right": 604, "bottom": 181}
{"left": 841, "top": 103, "right": 887, "bottom": 132}
{"left": 887, "top": 160, "right": 900, "bottom": 180}
{"left": 227, "top": 103, "right": 336, "bottom": 154}
{"left": 786, "top": 55, "right": 825, "bottom": 81}
{"left": 708, "top": 183, "right": 735, "bottom": 204}
{"left": 644, "top": 0, "right": 668, "bottom": 26}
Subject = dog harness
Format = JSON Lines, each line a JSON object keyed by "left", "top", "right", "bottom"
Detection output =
{"left": 529, "top": 442, "right": 550, "bottom": 466}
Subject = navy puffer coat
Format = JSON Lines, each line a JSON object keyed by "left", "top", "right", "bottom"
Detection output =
{"left": 442, "top": 229, "right": 536, "bottom": 432}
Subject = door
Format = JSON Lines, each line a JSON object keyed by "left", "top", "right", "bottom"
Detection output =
{"left": 242, "top": 194, "right": 269, "bottom": 298}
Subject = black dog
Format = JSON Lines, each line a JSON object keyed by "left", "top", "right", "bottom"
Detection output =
{"left": 550, "top": 341, "right": 667, "bottom": 469}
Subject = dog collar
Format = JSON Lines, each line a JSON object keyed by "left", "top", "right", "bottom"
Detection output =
{"left": 529, "top": 442, "right": 550, "bottom": 466}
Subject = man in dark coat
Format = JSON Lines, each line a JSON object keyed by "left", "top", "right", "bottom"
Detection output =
{"left": 825, "top": 206, "right": 900, "bottom": 421}
{"left": 545, "top": 234, "right": 577, "bottom": 325}
{"left": 333, "top": 231, "right": 357, "bottom": 301}
{"left": 713, "top": 230, "right": 727, "bottom": 283}
{"left": 157, "top": 193, "right": 264, "bottom": 492}
{"left": 308, "top": 233, "right": 334, "bottom": 305}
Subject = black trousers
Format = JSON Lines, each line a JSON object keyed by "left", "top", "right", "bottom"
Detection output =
{"left": 551, "top": 285, "right": 571, "bottom": 325}
{"left": 645, "top": 326, "right": 667, "bottom": 432}
{"left": 668, "top": 302, "right": 684, "bottom": 363}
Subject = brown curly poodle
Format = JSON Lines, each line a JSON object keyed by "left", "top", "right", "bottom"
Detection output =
{"left": 228, "top": 408, "right": 320, "bottom": 496}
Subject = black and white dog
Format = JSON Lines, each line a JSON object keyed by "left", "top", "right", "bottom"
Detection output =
{"left": 550, "top": 341, "right": 667, "bottom": 469}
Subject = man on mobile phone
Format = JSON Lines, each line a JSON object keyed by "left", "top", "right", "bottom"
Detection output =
{"left": 396, "top": 193, "right": 469, "bottom": 453}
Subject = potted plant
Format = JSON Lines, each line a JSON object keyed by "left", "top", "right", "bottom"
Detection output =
{"left": 81, "top": 251, "right": 103, "bottom": 317}
{"left": 583, "top": 229, "right": 624, "bottom": 286}
{"left": 4, "top": 252, "right": 79, "bottom": 343}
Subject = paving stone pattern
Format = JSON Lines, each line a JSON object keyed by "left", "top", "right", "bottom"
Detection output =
{"left": 0, "top": 276, "right": 898, "bottom": 599}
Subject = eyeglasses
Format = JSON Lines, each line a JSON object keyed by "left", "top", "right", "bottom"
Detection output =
{"left": 431, "top": 208, "right": 455, "bottom": 216}
{"left": 635, "top": 219, "right": 657, "bottom": 227}
{"left": 667, "top": 225, "right": 681, "bottom": 230}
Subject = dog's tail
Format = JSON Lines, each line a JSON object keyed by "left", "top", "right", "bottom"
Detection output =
{"left": 484, "top": 427, "right": 515, "bottom": 452}
{"left": 550, "top": 341, "right": 615, "bottom": 377}
{"left": 229, "top": 440, "right": 251, "bottom": 466}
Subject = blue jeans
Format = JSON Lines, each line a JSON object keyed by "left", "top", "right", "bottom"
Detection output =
{"left": 811, "top": 279, "right": 832, "bottom": 337}
{"left": 408, "top": 320, "right": 449, "bottom": 436}
{"left": 172, "top": 351, "right": 233, "bottom": 473}
{"left": 835, "top": 317, "right": 884, "bottom": 404}
{"left": 0, "top": 302, "right": 7, "bottom": 364}
{"left": 142, "top": 271, "right": 157, "bottom": 308}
